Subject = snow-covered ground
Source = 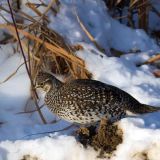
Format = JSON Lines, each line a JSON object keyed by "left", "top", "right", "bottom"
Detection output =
{"left": 0, "top": 0, "right": 160, "bottom": 160}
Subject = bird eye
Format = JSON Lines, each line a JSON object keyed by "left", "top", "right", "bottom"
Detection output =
{"left": 40, "top": 82, "right": 44, "bottom": 86}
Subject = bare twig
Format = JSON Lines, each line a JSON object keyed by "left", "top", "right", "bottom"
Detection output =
{"left": 0, "top": 5, "right": 35, "bottom": 23}
{"left": 25, "top": 2, "right": 49, "bottom": 22}
{"left": 0, "top": 12, "right": 11, "bottom": 23}
{"left": 137, "top": 0, "right": 149, "bottom": 31}
{"left": 130, "top": 0, "right": 139, "bottom": 8}
{"left": 0, "top": 62, "right": 25, "bottom": 84}
{"left": 21, "top": 124, "right": 75, "bottom": 139}
{"left": 7, "top": 0, "right": 47, "bottom": 124}
{"left": 38, "top": 0, "right": 57, "bottom": 21}
{"left": 151, "top": 5, "right": 160, "bottom": 17}
{"left": 74, "top": 8, "right": 105, "bottom": 54}
{"left": 15, "top": 104, "right": 45, "bottom": 114}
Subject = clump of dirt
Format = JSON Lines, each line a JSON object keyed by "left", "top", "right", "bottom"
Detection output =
{"left": 77, "top": 118, "right": 123, "bottom": 158}
{"left": 77, "top": 125, "right": 97, "bottom": 147}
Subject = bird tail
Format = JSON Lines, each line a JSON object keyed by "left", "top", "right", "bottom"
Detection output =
{"left": 134, "top": 104, "right": 160, "bottom": 114}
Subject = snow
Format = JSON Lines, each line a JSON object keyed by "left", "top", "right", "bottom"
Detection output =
{"left": 48, "top": 0, "right": 160, "bottom": 53}
{"left": 0, "top": 0, "right": 160, "bottom": 160}
{"left": 1, "top": 0, "right": 159, "bottom": 53}
{"left": 77, "top": 47, "right": 160, "bottom": 106}
{"left": 116, "top": 118, "right": 160, "bottom": 160}
{"left": 1, "top": 44, "right": 160, "bottom": 160}
{"left": 0, "top": 136, "right": 98, "bottom": 160}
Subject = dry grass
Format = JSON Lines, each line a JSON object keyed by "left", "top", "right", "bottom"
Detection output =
{"left": 0, "top": 0, "right": 91, "bottom": 80}
{"left": 0, "top": 0, "right": 92, "bottom": 124}
{"left": 74, "top": 9, "right": 105, "bottom": 54}
{"left": 105, "top": 0, "right": 154, "bottom": 33}
{"left": 138, "top": 54, "right": 160, "bottom": 66}
{"left": 0, "top": 23, "right": 90, "bottom": 79}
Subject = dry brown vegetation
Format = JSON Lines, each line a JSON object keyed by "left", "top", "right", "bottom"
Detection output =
{"left": 104, "top": 0, "right": 160, "bottom": 76}
{"left": 0, "top": 0, "right": 93, "bottom": 124}
{"left": 104, "top": 0, "right": 160, "bottom": 53}
{"left": 104, "top": 0, "right": 159, "bottom": 32}
{"left": 0, "top": 1, "right": 159, "bottom": 153}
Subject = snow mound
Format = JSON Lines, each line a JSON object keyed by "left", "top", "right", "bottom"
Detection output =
{"left": 0, "top": 136, "right": 98, "bottom": 160}
{"left": 48, "top": 0, "right": 159, "bottom": 53}
{"left": 0, "top": 0, "right": 160, "bottom": 159}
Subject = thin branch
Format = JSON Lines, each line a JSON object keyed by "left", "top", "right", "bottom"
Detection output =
{"left": 74, "top": 8, "right": 106, "bottom": 54}
{"left": 21, "top": 124, "right": 74, "bottom": 139}
{"left": 0, "top": 5, "right": 35, "bottom": 23}
{"left": 7, "top": 0, "right": 47, "bottom": 124}
{"left": 15, "top": 104, "right": 45, "bottom": 114}
{"left": 37, "top": 0, "right": 56, "bottom": 21}
{"left": 151, "top": 5, "right": 160, "bottom": 17}
{"left": 0, "top": 62, "right": 25, "bottom": 84}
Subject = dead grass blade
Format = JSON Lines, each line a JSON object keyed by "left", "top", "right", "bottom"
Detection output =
{"left": 15, "top": 104, "right": 45, "bottom": 114}
{"left": 151, "top": 5, "right": 160, "bottom": 17}
{"left": 0, "top": 24, "right": 84, "bottom": 67}
{"left": 38, "top": 0, "right": 58, "bottom": 21}
{"left": 130, "top": 0, "right": 139, "bottom": 8}
{"left": 26, "top": 3, "right": 42, "bottom": 16}
{"left": 143, "top": 54, "right": 160, "bottom": 64}
{"left": 137, "top": 0, "right": 149, "bottom": 32}
{"left": 0, "top": 5, "right": 36, "bottom": 23}
{"left": 21, "top": 124, "right": 75, "bottom": 139}
{"left": 0, "top": 62, "right": 25, "bottom": 84}
{"left": 138, "top": 54, "right": 160, "bottom": 66}
{"left": 2, "top": 0, "right": 91, "bottom": 88}
{"left": 74, "top": 9, "right": 105, "bottom": 54}
{"left": 7, "top": 0, "right": 47, "bottom": 124}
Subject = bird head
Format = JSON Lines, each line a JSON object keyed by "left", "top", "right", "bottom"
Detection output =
{"left": 35, "top": 72, "right": 53, "bottom": 92}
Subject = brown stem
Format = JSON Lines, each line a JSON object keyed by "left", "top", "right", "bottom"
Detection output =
{"left": 21, "top": 124, "right": 74, "bottom": 139}
{"left": 7, "top": 0, "right": 47, "bottom": 124}
{"left": 15, "top": 104, "right": 45, "bottom": 114}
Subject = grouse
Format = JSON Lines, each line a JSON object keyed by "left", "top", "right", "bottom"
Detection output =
{"left": 35, "top": 72, "right": 160, "bottom": 124}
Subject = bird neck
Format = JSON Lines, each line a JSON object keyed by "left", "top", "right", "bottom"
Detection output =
{"left": 51, "top": 76, "right": 63, "bottom": 91}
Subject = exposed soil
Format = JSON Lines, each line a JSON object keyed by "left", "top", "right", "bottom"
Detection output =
{"left": 77, "top": 118, "right": 123, "bottom": 158}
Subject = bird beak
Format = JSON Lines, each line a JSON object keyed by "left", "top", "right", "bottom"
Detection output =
{"left": 34, "top": 85, "right": 40, "bottom": 89}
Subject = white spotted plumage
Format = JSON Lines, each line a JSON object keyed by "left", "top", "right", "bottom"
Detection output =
{"left": 35, "top": 72, "right": 160, "bottom": 125}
